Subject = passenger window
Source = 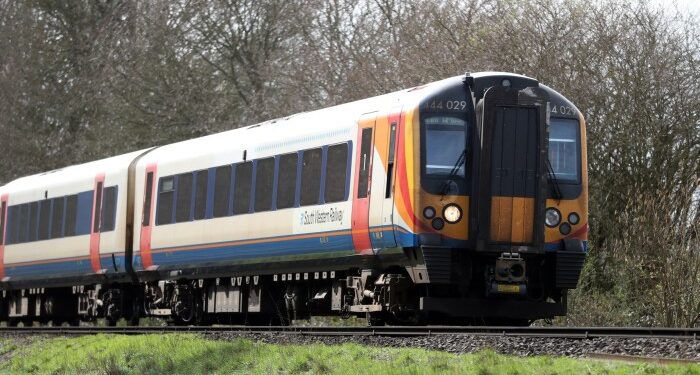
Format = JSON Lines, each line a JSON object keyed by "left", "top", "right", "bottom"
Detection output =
{"left": 233, "top": 162, "right": 252, "bottom": 214}
{"left": 357, "top": 128, "right": 373, "bottom": 198}
{"left": 157, "top": 177, "right": 175, "bottom": 225}
{"left": 325, "top": 144, "right": 348, "bottom": 203}
{"left": 18, "top": 204, "right": 29, "bottom": 243}
{"left": 194, "top": 170, "right": 208, "bottom": 220}
{"left": 7, "top": 206, "right": 18, "bottom": 244}
{"left": 213, "top": 165, "right": 232, "bottom": 218}
{"left": 93, "top": 182, "right": 103, "bottom": 233}
{"left": 101, "top": 186, "right": 118, "bottom": 232}
{"left": 276, "top": 153, "right": 298, "bottom": 209}
{"left": 51, "top": 198, "right": 64, "bottom": 238}
{"left": 254, "top": 158, "right": 275, "bottom": 212}
{"left": 64, "top": 195, "right": 77, "bottom": 237}
{"left": 28, "top": 202, "right": 38, "bottom": 241}
{"left": 142, "top": 172, "right": 154, "bottom": 226}
{"left": 38, "top": 199, "right": 51, "bottom": 240}
{"left": 0, "top": 201, "right": 5, "bottom": 244}
{"left": 76, "top": 191, "right": 94, "bottom": 235}
{"left": 176, "top": 173, "right": 193, "bottom": 222}
{"left": 300, "top": 148, "right": 322, "bottom": 206}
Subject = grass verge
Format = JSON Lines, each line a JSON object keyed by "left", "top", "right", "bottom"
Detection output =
{"left": 0, "top": 334, "right": 697, "bottom": 374}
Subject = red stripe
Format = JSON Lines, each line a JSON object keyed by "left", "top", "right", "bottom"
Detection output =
{"left": 0, "top": 194, "right": 8, "bottom": 279}
{"left": 139, "top": 163, "right": 157, "bottom": 269}
{"left": 89, "top": 173, "right": 105, "bottom": 273}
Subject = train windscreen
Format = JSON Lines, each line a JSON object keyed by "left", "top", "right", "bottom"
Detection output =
{"left": 549, "top": 118, "right": 580, "bottom": 183}
{"left": 423, "top": 116, "right": 467, "bottom": 177}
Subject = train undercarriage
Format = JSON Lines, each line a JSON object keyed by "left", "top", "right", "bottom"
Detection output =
{"left": 0, "top": 244, "right": 583, "bottom": 327}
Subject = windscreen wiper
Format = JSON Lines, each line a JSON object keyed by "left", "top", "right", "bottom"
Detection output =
{"left": 546, "top": 158, "right": 563, "bottom": 200}
{"left": 440, "top": 148, "right": 467, "bottom": 197}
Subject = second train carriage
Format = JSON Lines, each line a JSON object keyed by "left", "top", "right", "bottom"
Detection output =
{"left": 0, "top": 72, "right": 587, "bottom": 325}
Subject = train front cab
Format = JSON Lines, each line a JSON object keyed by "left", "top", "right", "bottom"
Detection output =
{"left": 407, "top": 74, "right": 588, "bottom": 322}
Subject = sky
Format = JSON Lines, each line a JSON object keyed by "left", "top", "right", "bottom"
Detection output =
{"left": 654, "top": 0, "right": 700, "bottom": 15}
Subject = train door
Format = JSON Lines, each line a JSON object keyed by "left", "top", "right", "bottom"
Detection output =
{"left": 367, "top": 109, "right": 402, "bottom": 250}
{"left": 475, "top": 86, "right": 549, "bottom": 251}
{"left": 351, "top": 113, "right": 376, "bottom": 255}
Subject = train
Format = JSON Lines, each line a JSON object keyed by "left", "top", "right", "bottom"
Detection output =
{"left": 0, "top": 72, "right": 587, "bottom": 326}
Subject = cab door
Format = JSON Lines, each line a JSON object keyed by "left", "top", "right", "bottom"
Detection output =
{"left": 351, "top": 113, "right": 376, "bottom": 255}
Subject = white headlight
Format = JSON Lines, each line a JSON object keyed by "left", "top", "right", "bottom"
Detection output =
{"left": 545, "top": 208, "right": 561, "bottom": 227}
{"left": 443, "top": 204, "right": 462, "bottom": 224}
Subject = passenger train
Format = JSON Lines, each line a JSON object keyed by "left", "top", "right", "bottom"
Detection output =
{"left": 0, "top": 72, "right": 587, "bottom": 325}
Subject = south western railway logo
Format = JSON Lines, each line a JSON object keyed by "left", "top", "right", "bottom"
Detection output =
{"left": 299, "top": 208, "right": 344, "bottom": 225}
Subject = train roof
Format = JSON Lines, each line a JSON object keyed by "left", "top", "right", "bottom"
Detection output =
{"left": 0, "top": 72, "right": 577, "bottom": 194}
{"left": 0, "top": 149, "right": 150, "bottom": 195}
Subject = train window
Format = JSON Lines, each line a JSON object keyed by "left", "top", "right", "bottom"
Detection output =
{"left": 142, "top": 172, "right": 154, "bottom": 226}
{"left": 38, "top": 199, "right": 51, "bottom": 240}
{"left": 64, "top": 195, "right": 77, "bottom": 237}
{"left": 194, "top": 170, "right": 208, "bottom": 220}
{"left": 176, "top": 173, "right": 193, "bottom": 222}
{"left": 386, "top": 123, "right": 397, "bottom": 198}
{"left": 325, "top": 144, "right": 348, "bottom": 203}
{"left": 7, "top": 205, "right": 19, "bottom": 244}
{"left": 157, "top": 177, "right": 175, "bottom": 225}
{"left": 76, "top": 191, "right": 94, "bottom": 235}
{"left": 93, "top": 182, "right": 104, "bottom": 233}
{"left": 549, "top": 118, "right": 581, "bottom": 183}
{"left": 276, "top": 153, "right": 298, "bottom": 209}
{"left": 213, "top": 165, "right": 232, "bottom": 218}
{"left": 28, "top": 201, "right": 39, "bottom": 241}
{"left": 423, "top": 116, "right": 466, "bottom": 177}
{"left": 51, "top": 198, "right": 64, "bottom": 239}
{"left": 18, "top": 204, "right": 29, "bottom": 243}
{"left": 0, "top": 202, "right": 5, "bottom": 244}
{"left": 233, "top": 162, "right": 252, "bottom": 215}
{"left": 254, "top": 158, "right": 275, "bottom": 212}
{"left": 101, "top": 186, "right": 118, "bottom": 232}
{"left": 0, "top": 201, "right": 5, "bottom": 244}
{"left": 357, "top": 128, "right": 373, "bottom": 198}
{"left": 300, "top": 148, "right": 322, "bottom": 206}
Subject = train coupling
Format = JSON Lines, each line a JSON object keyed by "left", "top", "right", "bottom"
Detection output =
{"left": 486, "top": 253, "right": 527, "bottom": 297}
{"left": 494, "top": 253, "right": 526, "bottom": 283}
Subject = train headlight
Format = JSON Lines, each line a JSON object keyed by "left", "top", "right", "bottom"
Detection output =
{"left": 568, "top": 212, "right": 580, "bottom": 225}
{"left": 423, "top": 206, "right": 436, "bottom": 219}
{"left": 443, "top": 204, "right": 462, "bottom": 224}
{"left": 545, "top": 208, "right": 561, "bottom": 227}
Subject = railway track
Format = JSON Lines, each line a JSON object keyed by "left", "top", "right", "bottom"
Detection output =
{"left": 0, "top": 325, "right": 697, "bottom": 340}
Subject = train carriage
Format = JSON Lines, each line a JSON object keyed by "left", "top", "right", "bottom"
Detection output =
{"left": 0, "top": 72, "right": 587, "bottom": 325}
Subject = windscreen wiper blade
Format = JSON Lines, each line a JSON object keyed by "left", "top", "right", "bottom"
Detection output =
{"left": 440, "top": 148, "right": 467, "bottom": 197}
{"left": 546, "top": 158, "right": 563, "bottom": 200}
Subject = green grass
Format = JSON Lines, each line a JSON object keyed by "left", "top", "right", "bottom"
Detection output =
{"left": 0, "top": 334, "right": 697, "bottom": 375}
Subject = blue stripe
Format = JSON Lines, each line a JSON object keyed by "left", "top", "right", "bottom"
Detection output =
{"left": 5, "top": 254, "right": 127, "bottom": 280}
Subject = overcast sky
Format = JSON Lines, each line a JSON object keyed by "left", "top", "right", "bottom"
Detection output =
{"left": 654, "top": 0, "right": 700, "bottom": 15}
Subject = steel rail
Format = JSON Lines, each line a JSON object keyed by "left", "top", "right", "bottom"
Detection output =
{"left": 0, "top": 326, "right": 697, "bottom": 340}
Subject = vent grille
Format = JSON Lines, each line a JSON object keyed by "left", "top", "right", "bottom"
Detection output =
{"left": 556, "top": 251, "right": 585, "bottom": 289}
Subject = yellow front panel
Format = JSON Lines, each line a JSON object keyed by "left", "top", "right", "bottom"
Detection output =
{"left": 490, "top": 196, "right": 534, "bottom": 244}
